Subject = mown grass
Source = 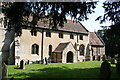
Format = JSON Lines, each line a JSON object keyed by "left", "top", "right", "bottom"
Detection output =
{"left": 7, "top": 61, "right": 120, "bottom": 79}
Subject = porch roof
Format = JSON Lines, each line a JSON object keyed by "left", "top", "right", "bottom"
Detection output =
{"left": 53, "top": 42, "right": 70, "bottom": 53}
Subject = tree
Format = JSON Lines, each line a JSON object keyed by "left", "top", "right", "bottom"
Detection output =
{"left": 2, "top": 2, "right": 97, "bottom": 36}
{"left": 96, "top": 1, "right": 120, "bottom": 58}
{"left": 96, "top": 1, "right": 120, "bottom": 24}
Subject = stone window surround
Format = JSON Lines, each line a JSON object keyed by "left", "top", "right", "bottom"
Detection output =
{"left": 31, "top": 44, "right": 39, "bottom": 55}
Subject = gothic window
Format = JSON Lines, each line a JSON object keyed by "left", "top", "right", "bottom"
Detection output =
{"left": 32, "top": 44, "right": 39, "bottom": 55}
{"left": 80, "top": 44, "right": 85, "bottom": 56}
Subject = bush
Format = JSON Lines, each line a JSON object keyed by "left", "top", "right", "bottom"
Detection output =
{"left": 116, "top": 62, "right": 120, "bottom": 75}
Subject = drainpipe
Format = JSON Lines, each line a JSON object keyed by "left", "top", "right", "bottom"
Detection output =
{"left": 41, "top": 30, "right": 44, "bottom": 63}
{"left": 77, "top": 34, "right": 79, "bottom": 62}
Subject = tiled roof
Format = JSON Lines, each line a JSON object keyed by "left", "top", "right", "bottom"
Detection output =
{"left": 37, "top": 19, "right": 88, "bottom": 34}
{"left": 89, "top": 32, "right": 104, "bottom": 46}
{"left": 53, "top": 42, "right": 70, "bottom": 53}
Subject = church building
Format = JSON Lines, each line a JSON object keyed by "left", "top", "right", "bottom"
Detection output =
{"left": 0, "top": 13, "right": 105, "bottom": 65}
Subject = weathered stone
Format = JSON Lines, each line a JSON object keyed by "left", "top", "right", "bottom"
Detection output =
{"left": 100, "top": 60, "right": 111, "bottom": 80}
{"left": 20, "top": 60, "right": 25, "bottom": 69}
{"left": 2, "top": 62, "right": 8, "bottom": 80}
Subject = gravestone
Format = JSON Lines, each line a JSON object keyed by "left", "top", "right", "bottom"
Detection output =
{"left": 2, "top": 62, "right": 8, "bottom": 80}
{"left": 27, "top": 60, "right": 29, "bottom": 64}
{"left": 20, "top": 60, "right": 25, "bottom": 69}
{"left": 17, "top": 63, "right": 19, "bottom": 68}
{"left": 100, "top": 60, "right": 111, "bottom": 80}
{"left": 45, "top": 57, "right": 48, "bottom": 65}
{"left": 41, "top": 59, "right": 44, "bottom": 64}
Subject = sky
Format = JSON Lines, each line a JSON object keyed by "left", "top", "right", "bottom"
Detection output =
{"left": 67, "top": 1, "right": 112, "bottom": 32}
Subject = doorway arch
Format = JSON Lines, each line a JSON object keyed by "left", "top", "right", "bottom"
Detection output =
{"left": 67, "top": 51, "right": 73, "bottom": 63}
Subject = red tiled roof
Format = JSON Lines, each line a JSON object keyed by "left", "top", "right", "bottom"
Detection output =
{"left": 89, "top": 32, "right": 104, "bottom": 46}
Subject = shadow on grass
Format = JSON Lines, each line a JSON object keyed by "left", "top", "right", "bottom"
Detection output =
{"left": 8, "top": 65, "right": 120, "bottom": 80}
{"left": 9, "top": 66, "right": 102, "bottom": 79}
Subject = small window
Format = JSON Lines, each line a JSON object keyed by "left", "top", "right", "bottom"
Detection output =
{"left": 70, "top": 34, "right": 74, "bottom": 39}
{"left": 59, "top": 33, "right": 63, "bottom": 38}
{"left": 31, "top": 29, "right": 37, "bottom": 36}
{"left": 32, "top": 44, "right": 39, "bottom": 55}
{"left": 80, "top": 35, "right": 83, "bottom": 40}
{"left": 46, "top": 31, "right": 51, "bottom": 37}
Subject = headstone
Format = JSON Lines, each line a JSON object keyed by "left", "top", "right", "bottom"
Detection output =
{"left": 2, "top": 62, "right": 8, "bottom": 80}
{"left": 100, "top": 60, "right": 111, "bottom": 80}
{"left": 20, "top": 60, "right": 25, "bottom": 69}
{"left": 27, "top": 60, "right": 29, "bottom": 64}
{"left": 97, "top": 56, "right": 100, "bottom": 61}
{"left": 48, "top": 57, "right": 51, "bottom": 63}
{"left": 17, "top": 63, "right": 19, "bottom": 68}
{"left": 45, "top": 57, "right": 48, "bottom": 65}
{"left": 41, "top": 59, "right": 44, "bottom": 64}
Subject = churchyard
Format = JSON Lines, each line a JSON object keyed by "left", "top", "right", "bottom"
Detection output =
{"left": 7, "top": 61, "right": 120, "bottom": 79}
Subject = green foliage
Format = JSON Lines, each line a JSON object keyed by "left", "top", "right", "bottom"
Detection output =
{"left": 2, "top": 2, "right": 97, "bottom": 35}
{"left": 96, "top": 2, "right": 120, "bottom": 58}
{"left": 96, "top": 2, "right": 120, "bottom": 24}
{"left": 116, "top": 62, "right": 120, "bottom": 75}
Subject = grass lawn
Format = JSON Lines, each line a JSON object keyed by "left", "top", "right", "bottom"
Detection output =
{"left": 7, "top": 61, "right": 120, "bottom": 79}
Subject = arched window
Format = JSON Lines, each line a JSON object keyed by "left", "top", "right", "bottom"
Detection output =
{"left": 32, "top": 44, "right": 39, "bottom": 55}
{"left": 49, "top": 45, "right": 52, "bottom": 56}
{"left": 80, "top": 44, "right": 85, "bottom": 56}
